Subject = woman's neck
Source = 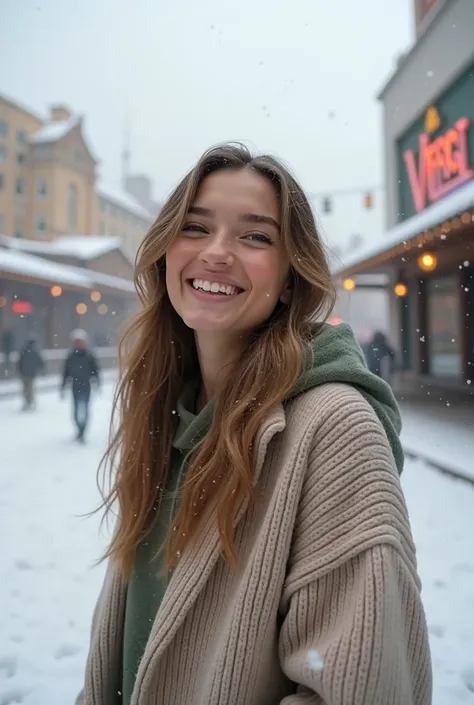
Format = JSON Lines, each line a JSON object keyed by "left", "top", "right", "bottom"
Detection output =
{"left": 194, "top": 331, "right": 244, "bottom": 410}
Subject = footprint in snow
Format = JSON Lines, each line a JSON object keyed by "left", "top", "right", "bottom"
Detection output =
{"left": 0, "top": 655, "right": 18, "bottom": 678}
{"left": 428, "top": 624, "right": 445, "bottom": 638}
{"left": 54, "top": 643, "right": 80, "bottom": 659}
{"left": 0, "top": 689, "right": 29, "bottom": 705}
{"left": 14, "top": 559, "right": 32, "bottom": 571}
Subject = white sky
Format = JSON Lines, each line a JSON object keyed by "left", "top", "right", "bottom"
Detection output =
{"left": 0, "top": 0, "right": 414, "bottom": 250}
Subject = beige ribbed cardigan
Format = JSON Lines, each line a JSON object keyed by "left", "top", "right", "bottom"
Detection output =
{"left": 77, "top": 383, "right": 432, "bottom": 705}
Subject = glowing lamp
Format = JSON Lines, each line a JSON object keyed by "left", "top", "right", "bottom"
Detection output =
{"left": 417, "top": 252, "right": 437, "bottom": 272}
{"left": 90, "top": 290, "right": 101, "bottom": 302}
{"left": 97, "top": 303, "right": 108, "bottom": 315}
{"left": 0, "top": 296, "right": 7, "bottom": 308}
{"left": 51, "top": 285, "right": 62, "bottom": 297}
{"left": 343, "top": 278, "right": 356, "bottom": 291}
{"left": 76, "top": 303, "right": 87, "bottom": 315}
{"left": 394, "top": 283, "right": 408, "bottom": 297}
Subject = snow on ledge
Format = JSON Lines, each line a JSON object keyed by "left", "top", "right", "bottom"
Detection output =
{"left": 333, "top": 180, "right": 474, "bottom": 275}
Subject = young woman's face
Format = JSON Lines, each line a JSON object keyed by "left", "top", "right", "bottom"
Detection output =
{"left": 166, "top": 168, "right": 291, "bottom": 336}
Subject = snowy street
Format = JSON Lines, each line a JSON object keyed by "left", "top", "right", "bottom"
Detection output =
{"left": 1, "top": 384, "right": 474, "bottom": 704}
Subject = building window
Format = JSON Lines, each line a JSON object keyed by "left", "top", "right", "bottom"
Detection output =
{"left": 16, "top": 152, "right": 26, "bottom": 166}
{"left": 0, "top": 120, "right": 7, "bottom": 137}
{"left": 16, "top": 130, "right": 27, "bottom": 145}
{"left": 36, "top": 213, "right": 47, "bottom": 236}
{"left": 0, "top": 214, "right": 4, "bottom": 233}
{"left": 0, "top": 145, "right": 6, "bottom": 162}
{"left": 35, "top": 144, "right": 51, "bottom": 157}
{"left": 37, "top": 177, "right": 47, "bottom": 197}
{"left": 16, "top": 178, "right": 25, "bottom": 195}
{"left": 68, "top": 183, "right": 77, "bottom": 229}
{"left": 0, "top": 174, "right": 4, "bottom": 190}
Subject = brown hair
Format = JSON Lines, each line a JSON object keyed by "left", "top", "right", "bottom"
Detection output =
{"left": 99, "top": 143, "right": 335, "bottom": 578}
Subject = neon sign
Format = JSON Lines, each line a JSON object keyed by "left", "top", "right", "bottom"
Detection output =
{"left": 403, "top": 113, "right": 474, "bottom": 213}
{"left": 12, "top": 300, "right": 33, "bottom": 314}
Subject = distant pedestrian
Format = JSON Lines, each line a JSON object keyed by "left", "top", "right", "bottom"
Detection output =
{"left": 366, "top": 330, "right": 396, "bottom": 381}
{"left": 61, "top": 329, "right": 100, "bottom": 443}
{"left": 17, "top": 336, "right": 44, "bottom": 410}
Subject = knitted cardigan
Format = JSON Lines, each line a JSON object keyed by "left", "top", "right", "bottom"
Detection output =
{"left": 76, "top": 383, "right": 432, "bottom": 705}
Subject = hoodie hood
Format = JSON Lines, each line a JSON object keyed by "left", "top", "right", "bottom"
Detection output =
{"left": 289, "top": 322, "right": 403, "bottom": 474}
{"left": 173, "top": 322, "right": 403, "bottom": 475}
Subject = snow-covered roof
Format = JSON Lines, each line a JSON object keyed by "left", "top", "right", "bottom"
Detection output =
{"left": 0, "top": 234, "right": 126, "bottom": 261}
{"left": 334, "top": 180, "right": 474, "bottom": 275}
{"left": 0, "top": 245, "right": 135, "bottom": 294}
{"left": 97, "top": 183, "right": 153, "bottom": 222}
{"left": 0, "top": 248, "right": 92, "bottom": 288}
{"left": 29, "top": 117, "right": 79, "bottom": 144}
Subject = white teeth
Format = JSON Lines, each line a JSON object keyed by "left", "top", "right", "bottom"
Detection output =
{"left": 191, "top": 279, "right": 238, "bottom": 295}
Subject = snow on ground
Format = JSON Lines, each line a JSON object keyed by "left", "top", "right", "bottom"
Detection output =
{"left": 0, "top": 385, "right": 112, "bottom": 705}
{"left": 0, "top": 386, "right": 473, "bottom": 704}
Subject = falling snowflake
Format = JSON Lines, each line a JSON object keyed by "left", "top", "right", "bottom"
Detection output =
{"left": 307, "top": 649, "right": 323, "bottom": 672}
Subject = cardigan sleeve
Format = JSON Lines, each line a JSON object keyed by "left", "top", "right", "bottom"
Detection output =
{"left": 277, "top": 389, "right": 432, "bottom": 705}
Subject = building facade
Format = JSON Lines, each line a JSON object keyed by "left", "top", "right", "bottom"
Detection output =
{"left": 0, "top": 96, "right": 156, "bottom": 258}
{"left": 335, "top": 0, "right": 474, "bottom": 391}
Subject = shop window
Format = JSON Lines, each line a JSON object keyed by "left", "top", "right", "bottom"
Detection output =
{"left": 0, "top": 145, "right": 6, "bottom": 162}
{"left": 68, "top": 183, "right": 77, "bottom": 229}
{"left": 0, "top": 120, "right": 7, "bottom": 137}
{"left": 16, "top": 177, "right": 25, "bottom": 195}
{"left": 427, "top": 274, "right": 462, "bottom": 377}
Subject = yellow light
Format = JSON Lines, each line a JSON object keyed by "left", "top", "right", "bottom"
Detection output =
{"left": 461, "top": 211, "right": 471, "bottom": 225}
{"left": 97, "top": 303, "right": 108, "bottom": 315}
{"left": 76, "top": 303, "right": 87, "bottom": 315}
{"left": 417, "top": 252, "right": 438, "bottom": 272}
{"left": 51, "top": 285, "right": 62, "bottom": 297}
{"left": 394, "top": 283, "right": 408, "bottom": 297}
{"left": 0, "top": 296, "right": 7, "bottom": 308}
{"left": 343, "top": 278, "right": 356, "bottom": 291}
{"left": 90, "top": 290, "right": 101, "bottom": 302}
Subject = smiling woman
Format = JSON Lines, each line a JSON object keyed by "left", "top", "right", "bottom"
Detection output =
{"left": 76, "top": 143, "right": 432, "bottom": 705}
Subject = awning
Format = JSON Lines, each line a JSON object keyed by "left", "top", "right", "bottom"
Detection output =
{"left": 334, "top": 180, "right": 474, "bottom": 276}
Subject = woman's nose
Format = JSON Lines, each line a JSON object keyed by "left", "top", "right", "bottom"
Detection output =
{"left": 199, "top": 232, "right": 234, "bottom": 266}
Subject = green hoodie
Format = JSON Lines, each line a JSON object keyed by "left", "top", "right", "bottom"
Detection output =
{"left": 121, "top": 322, "right": 403, "bottom": 703}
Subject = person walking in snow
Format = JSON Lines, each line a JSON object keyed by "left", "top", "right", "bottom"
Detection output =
{"left": 61, "top": 329, "right": 100, "bottom": 443}
{"left": 366, "top": 330, "right": 396, "bottom": 382}
{"left": 17, "top": 335, "right": 44, "bottom": 410}
{"left": 76, "top": 144, "right": 431, "bottom": 705}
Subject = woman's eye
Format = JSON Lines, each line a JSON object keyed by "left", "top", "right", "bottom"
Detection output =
{"left": 245, "top": 232, "right": 273, "bottom": 245}
{"left": 182, "top": 223, "right": 207, "bottom": 234}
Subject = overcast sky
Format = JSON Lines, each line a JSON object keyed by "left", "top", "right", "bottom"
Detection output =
{"left": 1, "top": 0, "right": 414, "bottom": 250}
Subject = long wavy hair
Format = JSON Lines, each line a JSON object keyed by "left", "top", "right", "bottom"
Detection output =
{"left": 99, "top": 143, "right": 336, "bottom": 578}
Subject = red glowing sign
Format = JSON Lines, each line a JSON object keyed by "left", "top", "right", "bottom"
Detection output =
{"left": 12, "top": 300, "right": 33, "bottom": 314}
{"left": 403, "top": 116, "right": 474, "bottom": 213}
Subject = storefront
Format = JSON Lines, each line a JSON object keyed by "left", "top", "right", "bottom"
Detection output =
{"left": 335, "top": 45, "right": 474, "bottom": 390}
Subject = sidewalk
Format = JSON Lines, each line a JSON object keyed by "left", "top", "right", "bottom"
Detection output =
{"left": 399, "top": 398, "right": 474, "bottom": 485}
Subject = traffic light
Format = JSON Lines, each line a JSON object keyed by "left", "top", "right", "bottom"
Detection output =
{"left": 322, "top": 197, "right": 332, "bottom": 214}
{"left": 363, "top": 192, "right": 374, "bottom": 209}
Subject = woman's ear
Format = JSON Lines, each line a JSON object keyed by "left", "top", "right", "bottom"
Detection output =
{"left": 279, "top": 283, "right": 292, "bottom": 305}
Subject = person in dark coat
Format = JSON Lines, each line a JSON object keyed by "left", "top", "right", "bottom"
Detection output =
{"left": 61, "top": 329, "right": 100, "bottom": 443}
{"left": 18, "top": 336, "right": 44, "bottom": 410}
{"left": 366, "top": 330, "right": 396, "bottom": 381}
